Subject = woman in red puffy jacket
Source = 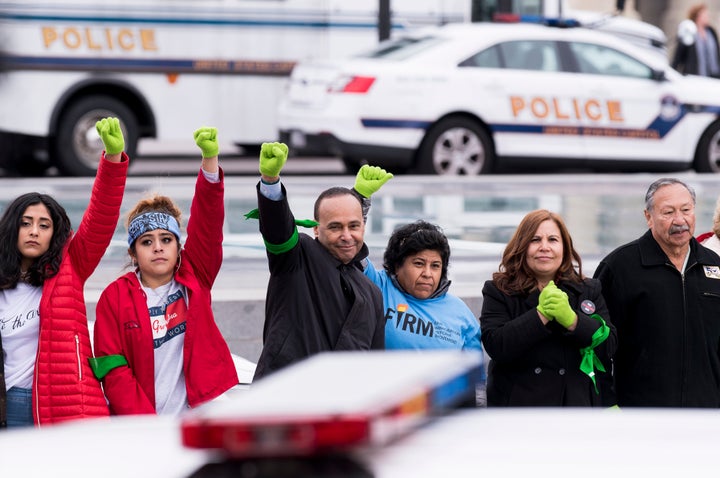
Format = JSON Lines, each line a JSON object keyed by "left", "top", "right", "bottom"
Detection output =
{"left": 0, "top": 117, "right": 128, "bottom": 428}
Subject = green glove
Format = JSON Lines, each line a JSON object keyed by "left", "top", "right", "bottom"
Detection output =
{"left": 353, "top": 165, "right": 394, "bottom": 198}
{"left": 536, "top": 281, "right": 556, "bottom": 320}
{"left": 543, "top": 288, "right": 577, "bottom": 329}
{"left": 259, "top": 142, "right": 289, "bottom": 177}
{"left": 95, "top": 117, "right": 124, "bottom": 156}
{"left": 193, "top": 126, "right": 219, "bottom": 158}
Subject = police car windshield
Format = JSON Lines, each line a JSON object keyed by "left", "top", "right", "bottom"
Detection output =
{"left": 354, "top": 36, "right": 445, "bottom": 61}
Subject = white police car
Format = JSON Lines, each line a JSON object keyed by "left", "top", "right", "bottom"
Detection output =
{"left": 278, "top": 22, "right": 720, "bottom": 175}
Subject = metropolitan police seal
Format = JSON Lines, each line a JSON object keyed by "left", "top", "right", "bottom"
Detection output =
{"left": 580, "top": 300, "right": 596, "bottom": 315}
{"left": 659, "top": 95, "right": 681, "bottom": 121}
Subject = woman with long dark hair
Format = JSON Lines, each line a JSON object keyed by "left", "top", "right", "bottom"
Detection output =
{"left": 0, "top": 117, "right": 128, "bottom": 427}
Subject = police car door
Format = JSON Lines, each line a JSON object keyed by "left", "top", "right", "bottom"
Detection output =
{"left": 565, "top": 40, "right": 686, "bottom": 165}
{"left": 461, "top": 39, "right": 583, "bottom": 161}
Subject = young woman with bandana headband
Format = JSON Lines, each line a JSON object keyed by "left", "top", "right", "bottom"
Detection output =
{"left": 0, "top": 117, "right": 128, "bottom": 428}
{"left": 92, "top": 127, "right": 238, "bottom": 416}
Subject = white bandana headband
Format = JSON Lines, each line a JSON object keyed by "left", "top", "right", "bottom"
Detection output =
{"left": 127, "top": 211, "right": 181, "bottom": 246}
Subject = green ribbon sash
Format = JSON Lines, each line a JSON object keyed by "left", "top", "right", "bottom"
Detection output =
{"left": 578, "top": 313, "right": 610, "bottom": 395}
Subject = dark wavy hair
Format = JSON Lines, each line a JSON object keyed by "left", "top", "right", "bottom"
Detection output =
{"left": 492, "top": 209, "right": 582, "bottom": 295}
{"left": 383, "top": 221, "right": 450, "bottom": 281}
{"left": 0, "top": 192, "right": 72, "bottom": 289}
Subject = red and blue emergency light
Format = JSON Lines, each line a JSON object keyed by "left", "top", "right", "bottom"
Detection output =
{"left": 181, "top": 350, "right": 484, "bottom": 457}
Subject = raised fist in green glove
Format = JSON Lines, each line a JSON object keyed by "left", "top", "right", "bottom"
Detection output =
{"left": 193, "top": 126, "right": 219, "bottom": 158}
{"left": 353, "top": 165, "right": 394, "bottom": 198}
{"left": 95, "top": 117, "right": 124, "bottom": 156}
{"left": 259, "top": 142, "right": 289, "bottom": 178}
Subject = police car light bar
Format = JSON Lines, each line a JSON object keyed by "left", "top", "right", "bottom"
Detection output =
{"left": 493, "top": 13, "right": 581, "bottom": 28}
{"left": 181, "top": 350, "right": 484, "bottom": 458}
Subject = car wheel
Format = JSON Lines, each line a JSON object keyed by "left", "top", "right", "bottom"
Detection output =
{"left": 416, "top": 118, "right": 493, "bottom": 175}
{"left": 695, "top": 120, "right": 720, "bottom": 173}
{"left": 53, "top": 95, "right": 138, "bottom": 176}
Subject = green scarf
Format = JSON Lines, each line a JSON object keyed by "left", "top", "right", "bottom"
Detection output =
{"left": 244, "top": 208, "right": 318, "bottom": 228}
{"left": 244, "top": 208, "right": 318, "bottom": 255}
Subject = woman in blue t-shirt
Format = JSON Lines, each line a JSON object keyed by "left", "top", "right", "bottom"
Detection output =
{"left": 363, "top": 220, "right": 481, "bottom": 352}
{"left": 351, "top": 166, "right": 484, "bottom": 405}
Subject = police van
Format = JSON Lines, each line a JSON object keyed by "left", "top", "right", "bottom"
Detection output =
{"left": 0, "top": 0, "right": 470, "bottom": 176}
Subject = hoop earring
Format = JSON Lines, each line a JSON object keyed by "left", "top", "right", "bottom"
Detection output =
{"left": 175, "top": 254, "right": 182, "bottom": 272}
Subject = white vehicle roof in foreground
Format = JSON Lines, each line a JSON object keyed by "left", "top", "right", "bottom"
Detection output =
{"left": 3, "top": 356, "right": 720, "bottom": 477}
{"left": 367, "top": 407, "right": 720, "bottom": 476}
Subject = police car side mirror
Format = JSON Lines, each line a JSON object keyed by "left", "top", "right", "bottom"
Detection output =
{"left": 650, "top": 69, "right": 666, "bottom": 82}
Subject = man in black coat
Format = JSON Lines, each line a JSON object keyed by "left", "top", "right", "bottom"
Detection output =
{"left": 252, "top": 142, "right": 391, "bottom": 380}
{"left": 594, "top": 178, "right": 720, "bottom": 407}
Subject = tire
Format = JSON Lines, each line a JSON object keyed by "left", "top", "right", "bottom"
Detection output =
{"left": 53, "top": 95, "right": 138, "bottom": 177}
{"left": 0, "top": 134, "right": 51, "bottom": 176}
{"left": 15, "top": 157, "right": 51, "bottom": 177}
{"left": 416, "top": 117, "right": 494, "bottom": 175}
{"left": 694, "top": 120, "right": 720, "bottom": 173}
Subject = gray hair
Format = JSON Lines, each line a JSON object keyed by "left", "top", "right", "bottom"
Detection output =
{"left": 644, "top": 178, "right": 696, "bottom": 211}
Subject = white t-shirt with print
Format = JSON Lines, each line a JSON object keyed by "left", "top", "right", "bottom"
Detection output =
{"left": 140, "top": 275, "right": 189, "bottom": 415}
{"left": 0, "top": 282, "right": 42, "bottom": 390}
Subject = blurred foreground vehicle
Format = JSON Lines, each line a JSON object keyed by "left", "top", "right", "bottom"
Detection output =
{"left": 3, "top": 351, "right": 720, "bottom": 477}
{"left": 278, "top": 21, "right": 720, "bottom": 175}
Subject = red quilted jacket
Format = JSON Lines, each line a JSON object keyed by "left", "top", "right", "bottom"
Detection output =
{"left": 33, "top": 154, "right": 128, "bottom": 426}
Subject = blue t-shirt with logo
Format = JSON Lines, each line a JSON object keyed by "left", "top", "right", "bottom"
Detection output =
{"left": 363, "top": 260, "right": 481, "bottom": 351}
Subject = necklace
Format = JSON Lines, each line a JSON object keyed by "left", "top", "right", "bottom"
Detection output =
{"left": 138, "top": 273, "right": 174, "bottom": 308}
{"left": 149, "top": 283, "right": 172, "bottom": 308}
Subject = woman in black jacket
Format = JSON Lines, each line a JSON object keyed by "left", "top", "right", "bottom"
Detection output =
{"left": 479, "top": 209, "right": 617, "bottom": 407}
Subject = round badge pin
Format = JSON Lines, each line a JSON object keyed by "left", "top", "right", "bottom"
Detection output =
{"left": 580, "top": 300, "right": 596, "bottom": 315}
